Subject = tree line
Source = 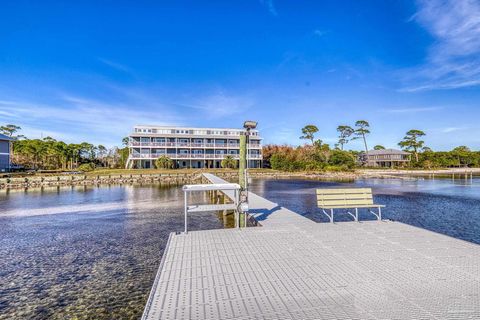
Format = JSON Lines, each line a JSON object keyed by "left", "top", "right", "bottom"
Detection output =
{"left": 1, "top": 124, "right": 128, "bottom": 171}
{"left": 263, "top": 121, "right": 480, "bottom": 171}
{"left": 3, "top": 122, "right": 478, "bottom": 172}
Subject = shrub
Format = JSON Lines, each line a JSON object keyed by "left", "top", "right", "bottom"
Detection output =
{"left": 221, "top": 155, "right": 237, "bottom": 169}
{"left": 155, "top": 155, "right": 174, "bottom": 169}
{"left": 328, "top": 150, "right": 355, "bottom": 169}
{"left": 78, "top": 163, "right": 95, "bottom": 172}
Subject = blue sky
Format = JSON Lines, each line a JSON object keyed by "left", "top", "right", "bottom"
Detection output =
{"left": 1, "top": 0, "right": 480, "bottom": 150}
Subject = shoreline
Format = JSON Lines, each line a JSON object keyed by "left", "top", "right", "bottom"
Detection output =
{"left": 1, "top": 168, "right": 478, "bottom": 190}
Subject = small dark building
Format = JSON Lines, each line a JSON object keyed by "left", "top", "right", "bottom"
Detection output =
{"left": 0, "top": 133, "right": 13, "bottom": 172}
{"left": 360, "top": 149, "right": 411, "bottom": 168}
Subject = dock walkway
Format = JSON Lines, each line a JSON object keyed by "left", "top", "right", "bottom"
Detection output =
{"left": 143, "top": 174, "right": 480, "bottom": 319}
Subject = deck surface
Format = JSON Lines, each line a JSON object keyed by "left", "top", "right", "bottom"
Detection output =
{"left": 142, "top": 174, "right": 480, "bottom": 319}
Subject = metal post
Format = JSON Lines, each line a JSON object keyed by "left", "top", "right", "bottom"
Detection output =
{"left": 355, "top": 208, "right": 359, "bottom": 222}
{"left": 330, "top": 209, "right": 334, "bottom": 223}
{"left": 184, "top": 191, "right": 188, "bottom": 233}
{"left": 239, "top": 135, "right": 246, "bottom": 189}
{"left": 378, "top": 207, "right": 382, "bottom": 221}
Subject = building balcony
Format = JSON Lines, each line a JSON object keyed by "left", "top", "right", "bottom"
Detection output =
{"left": 128, "top": 141, "right": 262, "bottom": 148}
{"left": 129, "top": 153, "right": 262, "bottom": 160}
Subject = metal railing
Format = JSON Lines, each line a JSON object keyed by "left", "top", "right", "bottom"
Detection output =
{"left": 183, "top": 183, "right": 240, "bottom": 233}
{"left": 128, "top": 141, "right": 261, "bottom": 148}
{"left": 129, "top": 153, "right": 262, "bottom": 159}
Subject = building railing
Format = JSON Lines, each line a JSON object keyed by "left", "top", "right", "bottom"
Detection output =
{"left": 130, "top": 153, "right": 262, "bottom": 159}
{"left": 128, "top": 141, "right": 261, "bottom": 148}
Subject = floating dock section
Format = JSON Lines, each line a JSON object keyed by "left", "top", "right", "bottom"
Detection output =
{"left": 143, "top": 173, "right": 480, "bottom": 319}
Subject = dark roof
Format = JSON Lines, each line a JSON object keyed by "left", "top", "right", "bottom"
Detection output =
{"left": 0, "top": 133, "right": 13, "bottom": 141}
{"left": 367, "top": 148, "right": 410, "bottom": 155}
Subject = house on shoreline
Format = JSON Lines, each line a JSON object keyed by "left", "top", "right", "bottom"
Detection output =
{"left": 126, "top": 125, "right": 263, "bottom": 169}
{"left": 0, "top": 133, "right": 13, "bottom": 172}
{"left": 360, "top": 148, "right": 411, "bottom": 168}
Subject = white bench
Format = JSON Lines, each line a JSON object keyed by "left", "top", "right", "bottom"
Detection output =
{"left": 316, "top": 188, "right": 384, "bottom": 223}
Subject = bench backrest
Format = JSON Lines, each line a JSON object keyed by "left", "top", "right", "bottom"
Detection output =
{"left": 316, "top": 188, "right": 374, "bottom": 207}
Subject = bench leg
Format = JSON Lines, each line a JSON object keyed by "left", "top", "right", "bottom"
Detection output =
{"left": 368, "top": 208, "right": 382, "bottom": 220}
{"left": 322, "top": 209, "right": 334, "bottom": 223}
{"left": 346, "top": 209, "right": 357, "bottom": 222}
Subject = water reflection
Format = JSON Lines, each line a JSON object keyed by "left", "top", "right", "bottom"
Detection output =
{"left": 0, "top": 184, "right": 229, "bottom": 320}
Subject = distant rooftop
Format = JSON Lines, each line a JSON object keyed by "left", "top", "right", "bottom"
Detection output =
{"left": 366, "top": 148, "right": 410, "bottom": 155}
{"left": 134, "top": 125, "right": 257, "bottom": 132}
{"left": 0, "top": 133, "right": 13, "bottom": 141}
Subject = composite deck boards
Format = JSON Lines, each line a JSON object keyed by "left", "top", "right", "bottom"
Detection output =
{"left": 142, "top": 173, "right": 480, "bottom": 319}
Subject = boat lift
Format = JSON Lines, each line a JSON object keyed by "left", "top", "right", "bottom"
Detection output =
{"left": 182, "top": 183, "right": 241, "bottom": 233}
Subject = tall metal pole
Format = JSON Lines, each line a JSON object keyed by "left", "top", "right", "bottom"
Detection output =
{"left": 244, "top": 128, "right": 250, "bottom": 227}
{"left": 239, "top": 134, "right": 246, "bottom": 189}
{"left": 184, "top": 191, "right": 188, "bottom": 234}
{"left": 239, "top": 134, "right": 247, "bottom": 228}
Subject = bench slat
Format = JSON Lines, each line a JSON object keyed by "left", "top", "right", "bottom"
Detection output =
{"left": 318, "top": 194, "right": 373, "bottom": 200}
{"left": 318, "top": 199, "right": 374, "bottom": 206}
{"left": 316, "top": 188, "right": 372, "bottom": 195}
{"left": 316, "top": 187, "right": 383, "bottom": 210}
{"left": 319, "top": 204, "right": 385, "bottom": 209}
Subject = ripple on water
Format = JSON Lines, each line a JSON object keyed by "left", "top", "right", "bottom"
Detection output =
{"left": 2, "top": 178, "right": 480, "bottom": 319}
{"left": 0, "top": 184, "right": 227, "bottom": 320}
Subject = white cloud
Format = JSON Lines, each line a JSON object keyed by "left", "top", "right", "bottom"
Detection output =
{"left": 97, "top": 58, "right": 132, "bottom": 74}
{"left": 179, "top": 91, "right": 254, "bottom": 119}
{"left": 384, "top": 106, "right": 442, "bottom": 113}
{"left": 259, "top": 0, "right": 277, "bottom": 16}
{"left": 313, "top": 29, "right": 328, "bottom": 37}
{"left": 403, "top": 0, "right": 480, "bottom": 91}
{"left": 0, "top": 95, "right": 181, "bottom": 146}
{"left": 442, "top": 126, "right": 467, "bottom": 133}
{"left": 0, "top": 86, "right": 255, "bottom": 146}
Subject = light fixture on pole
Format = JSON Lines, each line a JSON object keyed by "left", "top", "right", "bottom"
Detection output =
{"left": 243, "top": 121, "right": 258, "bottom": 130}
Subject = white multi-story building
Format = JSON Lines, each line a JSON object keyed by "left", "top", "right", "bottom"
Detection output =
{"left": 126, "top": 125, "right": 262, "bottom": 169}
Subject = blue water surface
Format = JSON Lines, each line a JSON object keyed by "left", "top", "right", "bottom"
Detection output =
{"left": 250, "top": 177, "right": 480, "bottom": 244}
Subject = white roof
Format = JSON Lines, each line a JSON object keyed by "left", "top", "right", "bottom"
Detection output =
{"left": 367, "top": 148, "right": 410, "bottom": 155}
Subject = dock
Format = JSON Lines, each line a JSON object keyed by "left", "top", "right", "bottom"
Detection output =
{"left": 142, "top": 173, "right": 480, "bottom": 319}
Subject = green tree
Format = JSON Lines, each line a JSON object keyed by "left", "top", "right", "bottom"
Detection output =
{"left": 20, "top": 139, "right": 47, "bottom": 170}
{"left": 451, "top": 146, "right": 473, "bottom": 167}
{"left": 221, "top": 155, "right": 237, "bottom": 169}
{"left": 67, "top": 144, "right": 82, "bottom": 169}
{"left": 9, "top": 131, "right": 128, "bottom": 170}
{"left": 155, "top": 155, "right": 173, "bottom": 169}
{"left": 398, "top": 129, "right": 426, "bottom": 162}
{"left": 118, "top": 147, "right": 129, "bottom": 168}
{"left": 373, "top": 145, "right": 385, "bottom": 150}
{"left": 336, "top": 125, "right": 354, "bottom": 150}
{"left": 0, "top": 124, "right": 21, "bottom": 137}
{"left": 328, "top": 150, "right": 355, "bottom": 169}
{"left": 300, "top": 125, "right": 319, "bottom": 145}
{"left": 353, "top": 120, "right": 370, "bottom": 154}
{"left": 97, "top": 145, "right": 107, "bottom": 167}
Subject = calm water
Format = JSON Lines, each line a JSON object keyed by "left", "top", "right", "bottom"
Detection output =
{"left": 250, "top": 177, "right": 480, "bottom": 244}
{"left": 1, "top": 177, "right": 480, "bottom": 319}
{"left": 0, "top": 184, "right": 233, "bottom": 320}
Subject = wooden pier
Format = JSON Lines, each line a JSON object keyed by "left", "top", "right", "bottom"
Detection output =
{"left": 142, "top": 173, "right": 480, "bottom": 319}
